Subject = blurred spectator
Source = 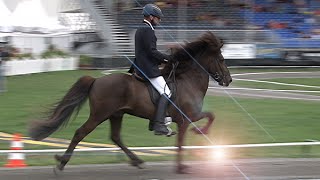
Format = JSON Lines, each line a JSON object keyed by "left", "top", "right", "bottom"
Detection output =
{"left": 196, "top": 12, "right": 217, "bottom": 22}
{"left": 311, "top": 29, "right": 320, "bottom": 39}
{"left": 195, "top": 12, "right": 229, "bottom": 27}
{"left": 155, "top": 1, "right": 166, "bottom": 8}
{"left": 293, "top": 0, "right": 307, "bottom": 14}
{"left": 266, "top": 20, "right": 288, "bottom": 29}
{"left": 305, "top": 16, "right": 316, "bottom": 25}
{"left": 293, "top": 30, "right": 311, "bottom": 38}
{"left": 188, "top": 0, "right": 205, "bottom": 8}
{"left": 252, "top": 4, "right": 269, "bottom": 13}
{"left": 226, "top": 0, "right": 248, "bottom": 9}
{"left": 314, "top": 10, "right": 320, "bottom": 24}
{"left": 247, "top": 23, "right": 264, "bottom": 30}
{"left": 164, "top": 0, "right": 178, "bottom": 8}
{"left": 0, "top": 45, "right": 10, "bottom": 61}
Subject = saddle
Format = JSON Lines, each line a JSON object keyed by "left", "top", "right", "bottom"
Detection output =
{"left": 129, "top": 67, "right": 177, "bottom": 132}
{"left": 131, "top": 72, "right": 176, "bottom": 105}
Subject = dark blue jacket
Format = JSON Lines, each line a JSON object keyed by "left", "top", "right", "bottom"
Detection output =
{"left": 134, "top": 21, "right": 170, "bottom": 79}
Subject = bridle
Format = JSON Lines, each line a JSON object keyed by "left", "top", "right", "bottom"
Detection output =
{"left": 211, "top": 71, "right": 223, "bottom": 82}
{"left": 209, "top": 44, "right": 225, "bottom": 83}
{"left": 167, "top": 40, "right": 226, "bottom": 84}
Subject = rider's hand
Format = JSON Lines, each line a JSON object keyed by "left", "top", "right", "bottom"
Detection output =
{"left": 164, "top": 55, "right": 176, "bottom": 63}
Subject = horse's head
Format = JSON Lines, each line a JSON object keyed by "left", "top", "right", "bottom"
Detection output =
{"left": 199, "top": 32, "right": 232, "bottom": 87}
{"left": 168, "top": 32, "right": 232, "bottom": 86}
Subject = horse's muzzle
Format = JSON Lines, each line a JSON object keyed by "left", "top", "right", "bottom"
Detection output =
{"left": 211, "top": 73, "right": 232, "bottom": 87}
{"left": 218, "top": 76, "right": 232, "bottom": 87}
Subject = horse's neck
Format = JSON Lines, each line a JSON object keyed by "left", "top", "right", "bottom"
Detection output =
{"left": 164, "top": 58, "right": 209, "bottom": 94}
{"left": 180, "top": 66, "right": 209, "bottom": 92}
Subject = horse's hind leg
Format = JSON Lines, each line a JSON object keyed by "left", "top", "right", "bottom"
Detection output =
{"left": 109, "top": 113, "right": 144, "bottom": 168}
{"left": 55, "top": 115, "right": 104, "bottom": 171}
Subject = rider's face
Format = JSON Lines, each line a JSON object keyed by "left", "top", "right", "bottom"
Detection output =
{"left": 151, "top": 16, "right": 161, "bottom": 26}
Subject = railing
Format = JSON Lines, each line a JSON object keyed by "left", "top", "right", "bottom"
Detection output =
{"left": 0, "top": 141, "right": 319, "bottom": 154}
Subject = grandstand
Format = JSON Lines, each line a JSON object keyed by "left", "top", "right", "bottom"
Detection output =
{"left": 59, "top": 0, "right": 320, "bottom": 67}
{"left": 115, "top": 1, "right": 245, "bottom": 30}
{"left": 115, "top": 0, "right": 319, "bottom": 47}
{"left": 242, "top": 0, "right": 320, "bottom": 49}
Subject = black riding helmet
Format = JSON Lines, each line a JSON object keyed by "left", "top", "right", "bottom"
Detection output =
{"left": 142, "top": 4, "right": 164, "bottom": 19}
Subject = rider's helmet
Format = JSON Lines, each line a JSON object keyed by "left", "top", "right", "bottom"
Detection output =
{"left": 142, "top": 4, "right": 164, "bottom": 19}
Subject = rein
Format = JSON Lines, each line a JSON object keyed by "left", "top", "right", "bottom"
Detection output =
{"left": 167, "top": 61, "right": 179, "bottom": 83}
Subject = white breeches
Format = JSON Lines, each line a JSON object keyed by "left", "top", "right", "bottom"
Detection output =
{"left": 149, "top": 76, "right": 172, "bottom": 98}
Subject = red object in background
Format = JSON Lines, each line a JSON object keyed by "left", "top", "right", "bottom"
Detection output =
{"left": 4, "top": 133, "right": 27, "bottom": 168}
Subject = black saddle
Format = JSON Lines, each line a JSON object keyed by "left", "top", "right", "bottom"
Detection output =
{"left": 131, "top": 72, "right": 176, "bottom": 105}
{"left": 131, "top": 71, "right": 177, "bottom": 131}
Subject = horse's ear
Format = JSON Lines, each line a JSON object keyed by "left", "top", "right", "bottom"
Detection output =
{"left": 167, "top": 43, "right": 180, "bottom": 54}
{"left": 220, "top": 38, "right": 224, "bottom": 44}
{"left": 219, "top": 38, "right": 224, "bottom": 48}
{"left": 203, "top": 31, "right": 214, "bottom": 39}
{"left": 169, "top": 47, "right": 177, "bottom": 54}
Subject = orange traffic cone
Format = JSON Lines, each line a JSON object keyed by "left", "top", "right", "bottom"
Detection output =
{"left": 5, "top": 133, "right": 27, "bottom": 168}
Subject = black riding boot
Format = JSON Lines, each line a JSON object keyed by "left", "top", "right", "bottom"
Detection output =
{"left": 153, "top": 94, "right": 175, "bottom": 136}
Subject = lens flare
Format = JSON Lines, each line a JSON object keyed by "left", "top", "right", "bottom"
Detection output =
{"left": 211, "top": 148, "right": 226, "bottom": 159}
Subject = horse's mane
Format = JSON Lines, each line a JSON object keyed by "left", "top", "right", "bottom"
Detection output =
{"left": 162, "top": 31, "right": 222, "bottom": 76}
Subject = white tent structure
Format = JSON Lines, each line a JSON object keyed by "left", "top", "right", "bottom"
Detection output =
{"left": 1, "top": 0, "right": 73, "bottom": 56}
{"left": 0, "top": 0, "right": 13, "bottom": 32}
{"left": 10, "top": 0, "right": 66, "bottom": 31}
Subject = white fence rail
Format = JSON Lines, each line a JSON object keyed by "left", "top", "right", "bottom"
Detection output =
{"left": 0, "top": 141, "right": 319, "bottom": 154}
{"left": 3, "top": 57, "right": 78, "bottom": 76}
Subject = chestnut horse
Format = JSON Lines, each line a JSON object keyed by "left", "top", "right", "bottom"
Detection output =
{"left": 29, "top": 31, "right": 232, "bottom": 173}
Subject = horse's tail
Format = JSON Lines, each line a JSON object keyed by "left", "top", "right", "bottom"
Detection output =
{"left": 29, "top": 76, "right": 96, "bottom": 141}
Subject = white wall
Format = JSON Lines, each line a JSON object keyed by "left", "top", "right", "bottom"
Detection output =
{"left": 11, "top": 35, "right": 46, "bottom": 54}
{"left": 3, "top": 57, "right": 78, "bottom": 76}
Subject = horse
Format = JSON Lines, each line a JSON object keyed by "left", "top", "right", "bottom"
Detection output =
{"left": 29, "top": 31, "right": 232, "bottom": 174}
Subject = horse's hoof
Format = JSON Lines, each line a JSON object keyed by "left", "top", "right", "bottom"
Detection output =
{"left": 56, "top": 164, "right": 65, "bottom": 171}
{"left": 136, "top": 163, "right": 146, "bottom": 169}
{"left": 53, "top": 166, "right": 62, "bottom": 176}
{"left": 176, "top": 164, "right": 191, "bottom": 174}
{"left": 130, "top": 159, "right": 145, "bottom": 169}
{"left": 54, "top": 155, "right": 65, "bottom": 171}
{"left": 166, "top": 131, "right": 177, "bottom": 137}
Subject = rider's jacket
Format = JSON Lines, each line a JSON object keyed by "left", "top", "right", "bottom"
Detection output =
{"left": 134, "top": 20, "right": 170, "bottom": 79}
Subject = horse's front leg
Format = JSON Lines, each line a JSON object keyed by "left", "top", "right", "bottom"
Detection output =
{"left": 190, "top": 111, "right": 215, "bottom": 135}
{"left": 176, "top": 121, "right": 190, "bottom": 174}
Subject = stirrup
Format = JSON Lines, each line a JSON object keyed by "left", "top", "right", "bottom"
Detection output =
{"left": 166, "top": 126, "right": 176, "bottom": 137}
{"left": 164, "top": 116, "right": 172, "bottom": 126}
{"left": 154, "top": 125, "right": 176, "bottom": 137}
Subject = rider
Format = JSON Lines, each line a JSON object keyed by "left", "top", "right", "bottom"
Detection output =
{"left": 134, "top": 4, "right": 175, "bottom": 136}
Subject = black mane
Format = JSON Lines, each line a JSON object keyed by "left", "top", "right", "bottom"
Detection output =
{"left": 162, "top": 31, "right": 222, "bottom": 76}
